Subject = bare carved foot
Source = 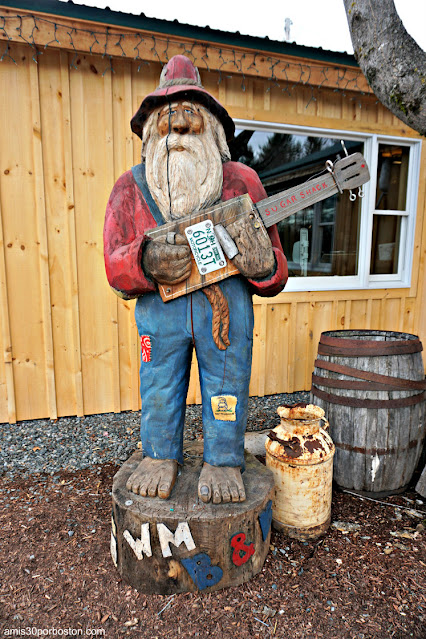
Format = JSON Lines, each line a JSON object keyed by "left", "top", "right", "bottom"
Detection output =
{"left": 198, "top": 462, "right": 246, "bottom": 504}
{"left": 126, "top": 457, "right": 178, "bottom": 499}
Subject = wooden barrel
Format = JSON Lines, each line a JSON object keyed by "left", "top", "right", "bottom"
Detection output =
{"left": 310, "top": 330, "right": 426, "bottom": 496}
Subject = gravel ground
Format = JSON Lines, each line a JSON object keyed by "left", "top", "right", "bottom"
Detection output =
{"left": 0, "top": 392, "right": 309, "bottom": 480}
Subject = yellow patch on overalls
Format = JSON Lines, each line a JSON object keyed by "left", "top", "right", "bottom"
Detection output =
{"left": 211, "top": 395, "right": 237, "bottom": 421}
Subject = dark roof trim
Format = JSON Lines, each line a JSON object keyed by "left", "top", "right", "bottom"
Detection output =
{"left": 0, "top": 0, "right": 359, "bottom": 68}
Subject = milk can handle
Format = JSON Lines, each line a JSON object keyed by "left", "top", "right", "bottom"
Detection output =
{"left": 321, "top": 417, "right": 329, "bottom": 431}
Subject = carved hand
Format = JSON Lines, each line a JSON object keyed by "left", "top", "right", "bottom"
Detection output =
{"left": 225, "top": 216, "right": 275, "bottom": 279}
{"left": 142, "top": 235, "right": 192, "bottom": 285}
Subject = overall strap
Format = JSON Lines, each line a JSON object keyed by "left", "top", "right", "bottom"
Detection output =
{"left": 131, "top": 163, "right": 165, "bottom": 227}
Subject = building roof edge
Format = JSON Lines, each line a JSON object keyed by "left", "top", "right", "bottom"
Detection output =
{"left": 0, "top": 0, "right": 359, "bottom": 67}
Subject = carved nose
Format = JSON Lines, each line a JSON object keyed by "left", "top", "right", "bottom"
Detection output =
{"left": 172, "top": 111, "right": 189, "bottom": 134}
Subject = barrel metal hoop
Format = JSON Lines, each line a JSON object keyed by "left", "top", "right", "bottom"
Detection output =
{"left": 311, "top": 385, "right": 426, "bottom": 408}
{"left": 319, "top": 334, "right": 423, "bottom": 350}
{"left": 314, "top": 359, "right": 426, "bottom": 390}
{"left": 312, "top": 374, "right": 394, "bottom": 391}
{"left": 318, "top": 339, "right": 423, "bottom": 356}
{"left": 333, "top": 439, "right": 421, "bottom": 456}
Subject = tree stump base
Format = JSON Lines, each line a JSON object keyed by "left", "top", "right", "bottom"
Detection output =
{"left": 111, "top": 450, "right": 275, "bottom": 594}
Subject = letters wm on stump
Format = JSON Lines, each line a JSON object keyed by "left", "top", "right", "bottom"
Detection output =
{"left": 111, "top": 450, "right": 275, "bottom": 594}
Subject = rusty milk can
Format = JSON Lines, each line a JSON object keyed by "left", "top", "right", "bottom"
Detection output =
{"left": 265, "top": 404, "right": 335, "bottom": 540}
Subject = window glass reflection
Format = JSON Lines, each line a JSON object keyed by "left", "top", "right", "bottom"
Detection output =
{"left": 231, "top": 131, "right": 363, "bottom": 277}
{"left": 370, "top": 215, "right": 401, "bottom": 275}
{"left": 375, "top": 145, "right": 409, "bottom": 211}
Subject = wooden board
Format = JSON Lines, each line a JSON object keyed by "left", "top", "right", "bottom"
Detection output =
{"left": 69, "top": 53, "right": 120, "bottom": 416}
{"left": 146, "top": 195, "right": 253, "bottom": 301}
{"left": 111, "top": 450, "right": 275, "bottom": 594}
{"left": 38, "top": 49, "right": 84, "bottom": 418}
{"left": 0, "top": 43, "right": 50, "bottom": 421}
{"left": 0, "top": 182, "right": 15, "bottom": 423}
{"left": 0, "top": 8, "right": 373, "bottom": 95}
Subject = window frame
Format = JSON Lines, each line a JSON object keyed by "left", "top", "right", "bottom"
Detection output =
{"left": 233, "top": 119, "right": 422, "bottom": 292}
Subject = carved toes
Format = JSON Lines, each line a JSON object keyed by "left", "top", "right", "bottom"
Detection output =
{"left": 126, "top": 458, "right": 177, "bottom": 500}
{"left": 198, "top": 463, "right": 246, "bottom": 504}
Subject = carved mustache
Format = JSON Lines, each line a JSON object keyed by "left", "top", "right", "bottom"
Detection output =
{"left": 158, "top": 132, "right": 202, "bottom": 154}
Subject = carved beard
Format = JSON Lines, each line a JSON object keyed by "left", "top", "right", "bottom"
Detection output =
{"left": 144, "top": 126, "right": 224, "bottom": 221}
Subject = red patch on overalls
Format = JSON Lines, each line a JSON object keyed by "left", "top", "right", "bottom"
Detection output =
{"left": 141, "top": 336, "right": 152, "bottom": 362}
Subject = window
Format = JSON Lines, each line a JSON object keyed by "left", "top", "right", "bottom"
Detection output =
{"left": 370, "top": 144, "right": 408, "bottom": 276}
{"left": 231, "top": 121, "right": 421, "bottom": 291}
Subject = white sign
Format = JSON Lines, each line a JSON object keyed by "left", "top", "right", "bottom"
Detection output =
{"left": 185, "top": 220, "right": 226, "bottom": 275}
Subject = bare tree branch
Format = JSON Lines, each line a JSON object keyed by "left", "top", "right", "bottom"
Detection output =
{"left": 343, "top": 0, "right": 426, "bottom": 135}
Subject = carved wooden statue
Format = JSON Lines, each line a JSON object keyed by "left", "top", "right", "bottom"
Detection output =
{"left": 104, "top": 55, "right": 288, "bottom": 505}
{"left": 104, "top": 56, "right": 369, "bottom": 593}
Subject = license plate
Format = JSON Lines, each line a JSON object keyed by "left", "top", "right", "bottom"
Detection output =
{"left": 185, "top": 220, "right": 226, "bottom": 275}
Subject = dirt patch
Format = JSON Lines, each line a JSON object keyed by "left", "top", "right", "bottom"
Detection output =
{"left": 0, "top": 462, "right": 425, "bottom": 638}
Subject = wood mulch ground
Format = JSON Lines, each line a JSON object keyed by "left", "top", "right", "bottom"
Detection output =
{"left": 0, "top": 461, "right": 425, "bottom": 639}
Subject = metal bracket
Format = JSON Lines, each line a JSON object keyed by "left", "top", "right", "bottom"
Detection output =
{"left": 325, "top": 159, "right": 343, "bottom": 194}
{"left": 340, "top": 140, "right": 349, "bottom": 157}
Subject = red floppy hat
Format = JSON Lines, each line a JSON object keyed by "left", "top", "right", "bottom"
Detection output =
{"left": 130, "top": 55, "right": 235, "bottom": 141}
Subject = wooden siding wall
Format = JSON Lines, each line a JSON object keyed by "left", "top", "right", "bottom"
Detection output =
{"left": 0, "top": 41, "right": 425, "bottom": 423}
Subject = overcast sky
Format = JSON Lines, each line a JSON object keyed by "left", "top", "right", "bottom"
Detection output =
{"left": 59, "top": 0, "right": 426, "bottom": 54}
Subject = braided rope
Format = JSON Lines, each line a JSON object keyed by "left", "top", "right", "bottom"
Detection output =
{"left": 213, "top": 284, "right": 230, "bottom": 348}
{"left": 203, "top": 286, "right": 223, "bottom": 350}
{"left": 203, "top": 284, "right": 230, "bottom": 350}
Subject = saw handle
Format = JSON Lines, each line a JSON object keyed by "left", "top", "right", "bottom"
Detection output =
{"left": 214, "top": 224, "right": 239, "bottom": 259}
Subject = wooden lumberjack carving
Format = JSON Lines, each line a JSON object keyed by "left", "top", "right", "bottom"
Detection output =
{"left": 104, "top": 54, "right": 370, "bottom": 594}
{"left": 103, "top": 54, "right": 370, "bottom": 515}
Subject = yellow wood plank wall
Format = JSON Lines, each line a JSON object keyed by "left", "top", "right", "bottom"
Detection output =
{"left": 0, "top": 42, "right": 424, "bottom": 423}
